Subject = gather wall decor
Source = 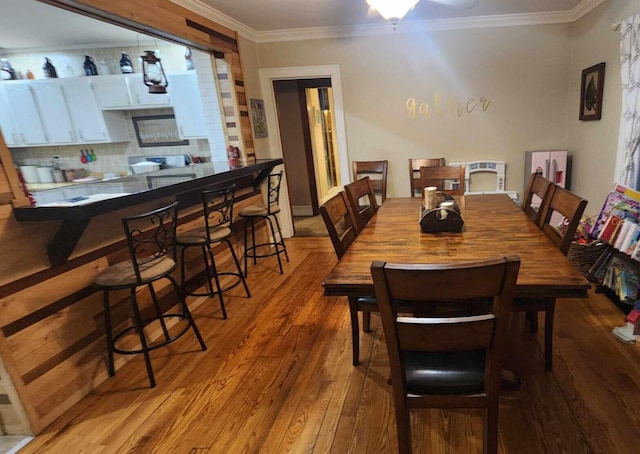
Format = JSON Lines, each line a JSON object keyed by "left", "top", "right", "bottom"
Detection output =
{"left": 250, "top": 98, "right": 268, "bottom": 138}
{"left": 579, "top": 62, "right": 606, "bottom": 121}
{"left": 406, "top": 93, "right": 492, "bottom": 120}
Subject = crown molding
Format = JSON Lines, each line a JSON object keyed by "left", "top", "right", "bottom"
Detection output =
{"left": 172, "top": 0, "right": 610, "bottom": 44}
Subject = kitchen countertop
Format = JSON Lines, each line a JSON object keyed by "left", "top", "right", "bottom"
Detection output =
{"left": 14, "top": 159, "right": 284, "bottom": 222}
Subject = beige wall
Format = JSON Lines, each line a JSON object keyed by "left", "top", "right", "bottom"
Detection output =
{"left": 253, "top": 25, "right": 573, "bottom": 200}
{"left": 567, "top": 0, "right": 640, "bottom": 216}
{"left": 237, "top": 0, "right": 640, "bottom": 217}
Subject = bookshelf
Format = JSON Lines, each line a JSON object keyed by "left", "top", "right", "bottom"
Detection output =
{"left": 589, "top": 184, "right": 640, "bottom": 312}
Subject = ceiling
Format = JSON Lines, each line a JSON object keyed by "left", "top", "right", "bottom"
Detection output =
{"left": 0, "top": 0, "right": 598, "bottom": 51}
{"left": 196, "top": 0, "right": 585, "bottom": 31}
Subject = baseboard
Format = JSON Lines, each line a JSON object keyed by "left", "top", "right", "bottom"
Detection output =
{"left": 292, "top": 205, "right": 313, "bottom": 217}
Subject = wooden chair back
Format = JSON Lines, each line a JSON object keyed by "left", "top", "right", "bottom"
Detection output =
{"left": 522, "top": 173, "right": 553, "bottom": 227}
{"left": 540, "top": 186, "right": 588, "bottom": 255}
{"left": 409, "top": 158, "right": 445, "bottom": 197}
{"left": 353, "top": 160, "right": 388, "bottom": 203}
{"left": 345, "top": 177, "right": 378, "bottom": 234}
{"left": 419, "top": 165, "right": 466, "bottom": 196}
{"left": 371, "top": 256, "right": 521, "bottom": 454}
{"left": 319, "top": 191, "right": 358, "bottom": 259}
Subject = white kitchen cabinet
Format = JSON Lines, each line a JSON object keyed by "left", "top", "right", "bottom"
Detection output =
{"left": 31, "top": 80, "right": 77, "bottom": 144}
{"left": 91, "top": 74, "right": 170, "bottom": 109}
{"left": 0, "top": 81, "right": 48, "bottom": 146}
{"left": 167, "top": 73, "right": 207, "bottom": 139}
{"left": 0, "top": 86, "right": 21, "bottom": 147}
{"left": 60, "top": 78, "right": 129, "bottom": 143}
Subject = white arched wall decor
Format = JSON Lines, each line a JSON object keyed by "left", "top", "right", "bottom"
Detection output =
{"left": 259, "top": 65, "right": 350, "bottom": 238}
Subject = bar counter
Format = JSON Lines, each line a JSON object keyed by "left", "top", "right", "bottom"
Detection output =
{"left": 14, "top": 159, "right": 283, "bottom": 222}
{"left": 12, "top": 158, "right": 283, "bottom": 266}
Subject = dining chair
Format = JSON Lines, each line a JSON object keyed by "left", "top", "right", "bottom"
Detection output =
{"left": 514, "top": 185, "right": 587, "bottom": 369}
{"left": 522, "top": 173, "right": 554, "bottom": 227}
{"left": 176, "top": 184, "right": 251, "bottom": 320}
{"left": 320, "top": 191, "right": 377, "bottom": 364}
{"left": 419, "top": 164, "right": 466, "bottom": 196}
{"left": 409, "top": 158, "right": 445, "bottom": 197}
{"left": 371, "top": 256, "right": 521, "bottom": 454}
{"left": 93, "top": 202, "right": 207, "bottom": 388}
{"left": 352, "top": 160, "right": 388, "bottom": 203}
{"left": 345, "top": 176, "right": 378, "bottom": 234}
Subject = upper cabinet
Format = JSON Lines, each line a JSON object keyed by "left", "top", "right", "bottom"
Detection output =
{"left": 0, "top": 79, "right": 129, "bottom": 148}
{"left": 91, "top": 74, "right": 170, "bottom": 109}
{"left": 166, "top": 73, "right": 207, "bottom": 139}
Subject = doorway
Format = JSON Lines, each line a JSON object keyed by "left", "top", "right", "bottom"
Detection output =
{"left": 259, "top": 65, "right": 350, "bottom": 239}
{"left": 272, "top": 79, "right": 341, "bottom": 236}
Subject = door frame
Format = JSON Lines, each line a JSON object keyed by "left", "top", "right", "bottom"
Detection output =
{"left": 259, "top": 65, "right": 350, "bottom": 238}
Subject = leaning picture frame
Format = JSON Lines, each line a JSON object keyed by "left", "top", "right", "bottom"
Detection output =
{"left": 250, "top": 98, "right": 268, "bottom": 138}
{"left": 132, "top": 114, "right": 189, "bottom": 147}
{"left": 579, "top": 62, "right": 606, "bottom": 121}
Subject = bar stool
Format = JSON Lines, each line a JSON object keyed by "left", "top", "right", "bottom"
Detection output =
{"left": 239, "top": 171, "right": 289, "bottom": 275}
{"left": 93, "top": 202, "right": 206, "bottom": 388}
{"left": 176, "top": 184, "right": 250, "bottom": 319}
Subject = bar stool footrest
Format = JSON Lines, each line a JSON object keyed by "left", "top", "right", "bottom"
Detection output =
{"left": 111, "top": 314, "right": 193, "bottom": 355}
{"left": 184, "top": 271, "right": 246, "bottom": 297}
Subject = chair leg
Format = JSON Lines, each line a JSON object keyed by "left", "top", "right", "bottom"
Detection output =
{"left": 225, "top": 239, "right": 251, "bottom": 297}
{"left": 128, "top": 288, "right": 155, "bottom": 388}
{"left": 250, "top": 218, "right": 257, "bottom": 266}
{"left": 206, "top": 245, "right": 227, "bottom": 319}
{"left": 201, "top": 245, "right": 216, "bottom": 297}
{"left": 362, "top": 311, "right": 371, "bottom": 333}
{"left": 544, "top": 300, "right": 556, "bottom": 370}
{"left": 167, "top": 275, "right": 207, "bottom": 351}
{"left": 273, "top": 214, "right": 289, "bottom": 262}
{"left": 180, "top": 244, "right": 189, "bottom": 299}
{"left": 394, "top": 399, "right": 412, "bottom": 454}
{"left": 102, "top": 290, "right": 115, "bottom": 377}
{"left": 526, "top": 311, "right": 538, "bottom": 332}
{"left": 348, "top": 296, "right": 360, "bottom": 366}
{"left": 266, "top": 216, "right": 284, "bottom": 274}
{"left": 243, "top": 217, "right": 250, "bottom": 277}
{"left": 147, "top": 283, "right": 170, "bottom": 341}
{"left": 484, "top": 398, "right": 500, "bottom": 454}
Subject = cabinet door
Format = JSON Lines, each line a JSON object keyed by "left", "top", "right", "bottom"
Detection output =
{"left": 3, "top": 82, "right": 48, "bottom": 145}
{"left": 0, "top": 86, "right": 21, "bottom": 147}
{"left": 60, "top": 79, "right": 108, "bottom": 142}
{"left": 31, "top": 80, "right": 77, "bottom": 144}
{"left": 129, "top": 76, "right": 171, "bottom": 106}
{"left": 91, "top": 75, "right": 133, "bottom": 109}
{"left": 167, "top": 73, "right": 207, "bottom": 139}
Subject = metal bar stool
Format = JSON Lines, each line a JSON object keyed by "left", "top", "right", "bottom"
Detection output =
{"left": 176, "top": 184, "right": 251, "bottom": 319}
{"left": 239, "top": 171, "right": 289, "bottom": 275}
{"left": 93, "top": 202, "right": 207, "bottom": 388}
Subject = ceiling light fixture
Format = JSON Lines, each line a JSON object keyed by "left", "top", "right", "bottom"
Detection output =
{"left": 366, "top": 0, "right": 420, "bottom": 30}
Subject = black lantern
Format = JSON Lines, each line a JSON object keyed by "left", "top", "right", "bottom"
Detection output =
{"left": 140, "top": 50, "right": 168, "bottom": 94}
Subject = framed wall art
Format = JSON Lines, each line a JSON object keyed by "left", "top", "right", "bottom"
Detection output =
{"left": 132, "top": 114, "right": 189, "bottom": 147}
{"left": 579, "top": 62, "right": 606, "bottom": 121}
{"left": 250, "top": 98, "right": 268, "bottom": 138}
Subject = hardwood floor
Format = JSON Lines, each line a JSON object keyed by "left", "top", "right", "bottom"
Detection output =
{"left": 19, "top": 238, "right": 640, "bottom": 453}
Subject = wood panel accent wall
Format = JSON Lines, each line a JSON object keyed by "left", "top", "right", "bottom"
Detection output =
{"left": 0, "top": 190, "right": 265, "bottom": 434}
{"left": 0, "top": 1, "right": 263, "bottom": 434}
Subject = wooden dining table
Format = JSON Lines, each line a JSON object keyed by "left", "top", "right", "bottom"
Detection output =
{"left": 323, "top": 195, "right": 590, "bottom": 300}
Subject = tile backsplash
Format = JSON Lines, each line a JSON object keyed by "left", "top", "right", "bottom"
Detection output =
{"left": 11, "top": 107, "right": 210, "bottom": 175}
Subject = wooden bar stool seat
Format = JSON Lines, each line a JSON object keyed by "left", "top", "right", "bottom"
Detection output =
{"left": 240, "top": 171, "right": 289, "bottom": 275}
{"left": 176, "top": 184, "right": 251, "bottom": 320}
{"left": 94, "top": 201, "right": 206, "bottom": 388}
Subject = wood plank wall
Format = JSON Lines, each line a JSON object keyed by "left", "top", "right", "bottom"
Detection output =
{"left": 0, "top": 0, "right": 263, "bottom": 434}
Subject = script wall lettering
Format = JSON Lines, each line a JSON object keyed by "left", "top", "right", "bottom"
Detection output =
{"left": 407, "top": 93, "right": 491, "bottom": 120}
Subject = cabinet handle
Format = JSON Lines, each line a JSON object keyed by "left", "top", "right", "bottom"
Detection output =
{"left": 78, "top": 130, "right": 84, "bottom": 140}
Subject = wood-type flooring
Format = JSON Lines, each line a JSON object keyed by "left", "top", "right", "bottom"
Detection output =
{"left": 18, "top": 238, "right": 640, "bottom": 453}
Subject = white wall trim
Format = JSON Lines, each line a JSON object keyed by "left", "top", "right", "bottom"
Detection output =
{"left": 259, "top": 65, "right": 350, "bottom": 238}
{"left": 172, "top": 0, "right": 607, "bottom": 43}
